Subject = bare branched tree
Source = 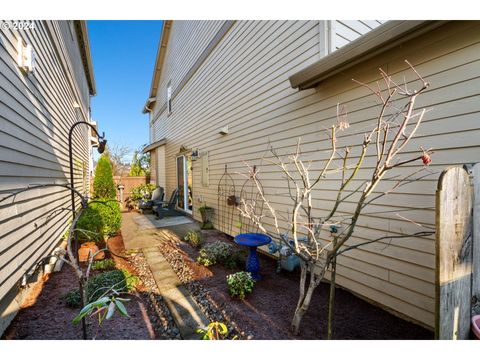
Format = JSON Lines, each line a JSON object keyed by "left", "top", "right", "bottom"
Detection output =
{"left": 105, "top": 144, "right": 132, "bottom": 176}
{"left": 238, "top": 62, "right": 436, "bottom": 335}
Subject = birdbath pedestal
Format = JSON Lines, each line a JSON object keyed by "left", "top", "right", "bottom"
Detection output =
{"left": 234, "top": 233, "right": 272, "bottom": 280}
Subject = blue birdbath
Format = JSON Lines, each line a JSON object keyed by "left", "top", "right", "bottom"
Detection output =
{"left": 234, "top": 233, "right": 272, "bottom": 280}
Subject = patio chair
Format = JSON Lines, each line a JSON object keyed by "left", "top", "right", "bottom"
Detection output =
{"left": 138, "top": 186, "right": 164, "bottom": 214}
{"left": 153, "top": 188, "right": 181, "bottom": 219}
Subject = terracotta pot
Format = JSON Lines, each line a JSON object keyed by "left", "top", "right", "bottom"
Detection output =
{"left": 78, "top": 242, "right": 105, "bottom": 262}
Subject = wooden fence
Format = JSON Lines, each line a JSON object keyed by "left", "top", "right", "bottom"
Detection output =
{"left": 435, "top": 163, "right": 480, "bottom": 339}
{"left": 113, "top": 176, "right": 148, "bottom": 209}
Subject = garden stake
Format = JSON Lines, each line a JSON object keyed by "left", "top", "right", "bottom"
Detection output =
{"left": 327, "top": 237, "right": 337, "bottom": 340}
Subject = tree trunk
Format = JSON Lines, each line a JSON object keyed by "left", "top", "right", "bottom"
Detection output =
{"left": 79, "top": 278, "right": 88, "bottom": 339}
{"left": 291, "top": 264, "right": 325, "bottom": 335}
{"left": 296, "top": 261, "right": 308, "bottom": 309}
{"left": 327, "top": 255, "right": 337, "bottom": 339}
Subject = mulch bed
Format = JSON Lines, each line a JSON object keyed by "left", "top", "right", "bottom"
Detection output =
{"left": 2, "top": 233, "right": 179, "bottom": 340}
{"left": 159, "top": 228, "right": 434, "bottom": 340}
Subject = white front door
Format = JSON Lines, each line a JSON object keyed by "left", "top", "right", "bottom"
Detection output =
{"left": 176, "top": 155, "right": 193, "bottom": 214}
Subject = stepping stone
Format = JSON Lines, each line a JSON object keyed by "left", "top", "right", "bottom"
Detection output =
{"left": 143, "top": 247, "right": 209, "bottom": 339}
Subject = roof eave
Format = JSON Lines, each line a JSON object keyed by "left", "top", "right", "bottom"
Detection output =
{"left": 289, "top": 20, "right": 449, "bottom": 90}
{"left": 143, "top": 20, "right": 173, "bottom": 114}
{"left": 75, "top": 20, "right": 96, "bottom": 96}
{"left": 142, "top": 138, "right": 166, "bottom": 153}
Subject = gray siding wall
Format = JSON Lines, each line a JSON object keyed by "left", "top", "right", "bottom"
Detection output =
{"left": 148, "top": 20, "right": 480, "bottom": 328}
{"left": 331, "top": 20, "right": 386, "bottom": 50}
{"left": 151, "top": 20, "right": 226, "bottom": 129}
{"left": 0, "top": 20, "right": 92, "bottom": 321}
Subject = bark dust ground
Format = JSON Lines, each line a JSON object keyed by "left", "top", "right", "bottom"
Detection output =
{"left": 161, "top": 228, "right": 434, "bottom": 340}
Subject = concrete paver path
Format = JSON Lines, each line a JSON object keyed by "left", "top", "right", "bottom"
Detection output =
{"left": 121, "top": 211, "right": 208, "bottom": 339}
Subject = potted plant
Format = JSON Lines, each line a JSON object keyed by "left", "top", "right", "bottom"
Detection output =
{"left": 78, "top": 242, "right": 105, "bottom": 262}
{"left": 198, "top": 203, "right": 214, "bottom": 229}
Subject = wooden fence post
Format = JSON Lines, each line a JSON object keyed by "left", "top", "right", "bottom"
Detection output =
{"left": 435, "top": 166, "right": 473, "bottom": 340}
{"left": 472, "top": 163, "right": 480, "bottom": 303}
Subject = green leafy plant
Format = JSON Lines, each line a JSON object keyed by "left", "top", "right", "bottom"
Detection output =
{"left": 184, "top": 230, "right": 202, "bottom": 248}
{"left": 129, "top": 183, "right": 157, "bottom": 202}
{"left": 93, "top": 154, "right": 117, "bottom": 199}
{"left": 76, "top": 199, "right": 121, "bottom": 242}
{"left": 197, "top": 241, "right": 243, "bottom": 268}
{"left": 62, "top": 290, "right": 82, "bottom": 308}
{"left": 72, "top": 296, "right": 130, "bottom": 326}
{"left": 91, "top": 258, "right": 116, "bottom": 271}
{"left": 197, "top": 322, "right": 230, "bottom": 340}
{"left": 227, "top": 271, "right": 255, "bottom": 299}
{"left": 63, "top": 269, "right": 138, "bottom": 307}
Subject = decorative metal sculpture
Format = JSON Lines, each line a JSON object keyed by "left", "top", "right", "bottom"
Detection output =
{"left": 216, "top": 164, "right": 236, "bottom": 234}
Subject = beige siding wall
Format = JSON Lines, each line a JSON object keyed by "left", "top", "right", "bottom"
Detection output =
{"left": 0, "top": 20, "right": 92, "bottom": 329}
{"left": 156, "top": 145, "right": 166, "bottom": 189}
{"left": 149, "top": 148, "right": 157, "bottom": 184}
{"left": 149, "top": 20, "right": 480, "bottom": 328}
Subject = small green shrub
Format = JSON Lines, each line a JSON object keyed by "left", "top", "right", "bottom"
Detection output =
{"left": 223, "top": 251, "right": 245, "bottom": 270}
{"left": 62, "top": 290, "right": 82, "bottom": 308}
{"left": 91, "top": 258, "right": 116, "bottom": 271}
{"left": 62, "top": 269, "right": 138, "bottom": 307}
{"left": 184, "top": 230, "right": 202, "bottom": 248}
{"left": 197, "top": 241, "right": 243, "bottom": 268}
{"left": 93, "top": 155, "right": 116, "bottom": 199}
{"left": 76, "top": 199, "right": 121, "bottom": 242}
{"left": 227, "top": 271, "right": 255, "bottom": 299}
{"left": 87, "top": 269, "right": 138, "bottom": 301}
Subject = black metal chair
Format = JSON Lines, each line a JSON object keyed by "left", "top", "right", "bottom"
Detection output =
{"left": 153, "top": 188, "right": 180, "bottom": 219}
{"left": 138, "top": 186, "right": 164, "bottom": 214}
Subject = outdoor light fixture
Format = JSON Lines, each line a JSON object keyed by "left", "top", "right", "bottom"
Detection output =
{"left": 17, "top": 37, "right": 35, "bottom": 73}
{"left": 97, "top": 135, "right": 107, "bottom": 154}
{"left": 191, "top": 149, "right": 199, "bottom": 160}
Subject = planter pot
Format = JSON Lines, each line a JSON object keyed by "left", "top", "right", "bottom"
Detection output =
{"left": 199, "top": 207, "right": 214, "bottom": 222}
{"left": 78, "top": 242, "right": 105, "bottom": 262}
{"left": 472, "top": 315, "right": 480, "bottom": 339}
{"left": 199, "top": 207, "right": 214, "bottom": 230}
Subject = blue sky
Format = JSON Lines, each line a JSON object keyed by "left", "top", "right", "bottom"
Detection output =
{"left": 88, "top": 20, "right": 163, "bottom": 161}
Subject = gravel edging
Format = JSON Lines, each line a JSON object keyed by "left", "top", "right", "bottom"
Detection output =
{"left": 128, "top": 251, "right": 181, "bottom": 339}
{"left": 156, "top": 240, "right": 248, "bottom": 340}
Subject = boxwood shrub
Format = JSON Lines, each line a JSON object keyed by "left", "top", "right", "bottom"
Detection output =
{"left": 76, "top": 199, "right": 121, "bottom": 242}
